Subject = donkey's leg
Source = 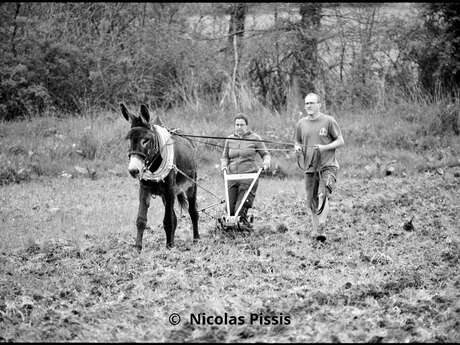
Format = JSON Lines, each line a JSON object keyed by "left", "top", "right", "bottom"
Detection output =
{"left": 135, "top": 185, "right": 151, "bottom": 251}
{"left": 162, "top": 191, "right": 177, "bottom": 248}
{"left": 186, "top": 185, "right": 200, "bottom": 241}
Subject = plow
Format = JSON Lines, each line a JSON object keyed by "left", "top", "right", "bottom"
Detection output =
{"left": 216, "top": 168, "right": 262, "bottom": 232}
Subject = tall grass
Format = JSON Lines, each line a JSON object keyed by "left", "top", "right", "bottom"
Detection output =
{"left": 0, "top": 93, "right": 458, "bottom": 185}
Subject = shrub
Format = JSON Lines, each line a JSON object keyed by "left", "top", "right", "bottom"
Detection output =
{"left": 78, "top": 132, "right": 98, "bottom": 160}
{"left": 0, "top": 166, "right": 31, "bottom": 185}
{"left": 0, "top": 40, "right": 94, "bottom": 121}
{"left": 0, "top": 64, "right": 52, "bottom": 121}
{"left": 429, "top": 103, "right": 460, "bottom": 136}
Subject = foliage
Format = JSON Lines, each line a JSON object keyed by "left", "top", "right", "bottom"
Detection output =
{"left": 0, "top": 39, "right": 93, "bottom": 120}
{"left": 1, "top": 3, "right": 459, "bottom": 119}
{"left": 0, "top": 63, "right": 51, "bottom": 121}
{"left": 413, "top": 3, "right": 460, "bottom": 96}
{"left": 427, "top": 102, "right": 460, "bottom": 136}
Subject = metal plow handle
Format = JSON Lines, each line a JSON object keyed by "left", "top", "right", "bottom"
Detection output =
{"left": 231, "top": 168, "right": 263, "bottom": 218}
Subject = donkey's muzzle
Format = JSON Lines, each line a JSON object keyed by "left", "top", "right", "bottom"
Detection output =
{"left": 128, "top": 155, "right": 144, "bottom": 179}
{"left": 129, "top": 168, "right": 140, "bottom": 178}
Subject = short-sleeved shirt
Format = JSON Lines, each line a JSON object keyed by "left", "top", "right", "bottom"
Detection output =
{"left": 221, "top": 131, "right": 269, "bottom": 174}
{"left": 295, "top": 113, "right": 342, "bottom": 172}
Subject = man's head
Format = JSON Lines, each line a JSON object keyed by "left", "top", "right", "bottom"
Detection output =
{"left": 304, "top": 93, "right": 321, "bottom": 116}
{"left": 234, "top": 113, "right": 248, "bottom": 136}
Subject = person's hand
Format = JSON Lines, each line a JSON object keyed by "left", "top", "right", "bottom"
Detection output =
{"left": 263, "top": 162, "right": 270, "bottom": 171}
{"left": 313, "top": 144, "right": 326, "bottom": 152}
{"left": 294, "top": 144, "right": 302, "bottom": 155}
{"left": 221, "top": 165, "right": 227, "bottom": 173}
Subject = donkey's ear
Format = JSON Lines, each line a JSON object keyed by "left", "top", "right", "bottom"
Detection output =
{"left": 120, "top": 103, "right": 131, "bottom": 122}
{"left": 140, "top": 104, "right": 150, "bottom": 124}
{"left": 153, "top": 115, "right": 164, "bottom": 126}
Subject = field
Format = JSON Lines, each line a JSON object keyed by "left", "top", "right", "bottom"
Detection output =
{"left": 0, "top": 103, "right": 459, "bottom": 342}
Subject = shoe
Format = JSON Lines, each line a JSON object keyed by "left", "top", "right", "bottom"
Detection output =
{"left": 240, "top": 217, "right": 253, "bottom": 228}
{"left": 315, "top": 234, "right": 326, "bottom": 242}
{"left": 314, "top": 223, "right": 327, "bottom": 242}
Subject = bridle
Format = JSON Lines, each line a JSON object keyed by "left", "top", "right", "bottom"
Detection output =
{"left": 127, "top": 126, "right": 162, "bottom": 172}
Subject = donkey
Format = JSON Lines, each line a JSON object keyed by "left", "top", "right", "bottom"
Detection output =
{"left": 120, "top": 103, "right": 199, "bottom": 251}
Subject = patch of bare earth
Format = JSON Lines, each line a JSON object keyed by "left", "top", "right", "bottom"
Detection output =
{"left": 0, "top": 168, "right": 459, "bottom": 341}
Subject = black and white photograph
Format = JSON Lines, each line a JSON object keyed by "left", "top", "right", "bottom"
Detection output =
{"left": 0, "top": 2, "right": 459, "bottom": 342}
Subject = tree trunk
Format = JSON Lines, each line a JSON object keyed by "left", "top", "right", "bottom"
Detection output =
{"left": 11, "top": 3, "right": 21, "bottom": 57}
{"left": 227, "top": 3, "right": 247, "bottom": 84}
{"left": 232, "top": 33, "right": 238, "bottom": 108}
{"left": 294, "top": 3, "right": 322, "bottom": 99}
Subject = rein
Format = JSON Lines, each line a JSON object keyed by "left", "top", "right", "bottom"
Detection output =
{"left": 173, "top": 130, "right": 316, "bottom": 153}
{"left": 297, "top": 145, "right": 323, "bottom": 176}
{"left": 296, "top": 145, "right": 309, "bottom": 171}
{"left": 174, "top": 132, "right": 294, "bottom": 146}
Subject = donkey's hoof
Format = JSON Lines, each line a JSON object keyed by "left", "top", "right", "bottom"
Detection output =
{"left": 132, "top": 244, "right": 142, "bottom": 253}
{"left": 193, "top": 237, "right": 200, "bottom": 244}
{"left": 166, "top": 243, "right": 175, "bottom": 249}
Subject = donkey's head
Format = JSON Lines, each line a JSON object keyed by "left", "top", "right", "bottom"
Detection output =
{"left": 120, "top": 103, "right": 163, "bottom": 179}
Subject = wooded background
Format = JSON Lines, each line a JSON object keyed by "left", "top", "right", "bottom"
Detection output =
{"left": 1, "top": 3, "right": 459, "bottom": 120}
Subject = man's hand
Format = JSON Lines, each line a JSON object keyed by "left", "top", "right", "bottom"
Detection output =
{"left": 263, "top": 162, "right": 270, "bottom": 171}
{"left": 220, "top": 158, "right": 228, "bottom": 172}
{"left": 313, "top": 144, "right": 326, "bottom": 152}
{"left": 294, "top": 144, "right": 302, "bottom": 153}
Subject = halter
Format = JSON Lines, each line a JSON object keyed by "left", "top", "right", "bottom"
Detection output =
{"left": 127, "top": 126, "right": 161, "bottom": 170}
{"left": 128, "top": 125, "right": 175, "bottom": 182}
{"left": 128, "top": 150, "right": 147, "bottom": 160}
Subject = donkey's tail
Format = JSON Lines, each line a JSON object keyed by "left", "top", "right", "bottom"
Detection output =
{"left": 177, "top": 191, "right": 189, "bottom": 212}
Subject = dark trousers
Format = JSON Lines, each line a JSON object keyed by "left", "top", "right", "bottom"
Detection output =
{"left": 305, "top": 167, "right": 337, "bottom": 213}
{"left": 228, "top": 179, "right": 259, "bottom": 217}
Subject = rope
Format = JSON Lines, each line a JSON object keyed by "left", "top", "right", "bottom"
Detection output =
{"left": 173, "top": 164, "right": 224, "bottom": 201}
{"left": 175, "top": 132, "right": 294, "bottom": 146}
{"left": 296, "top": 146, "right": 308, "bottom": 171}
{"left": 186, "top": 137, "right": 296, "bottom": 152}
{"left": 184, "top": 136, "right": 303, "bottom": 154}
{"left": 198, "top": 200, "right": 225, "bottom": 212}
{"left": 184, "top": 137, "right": 226, "bottom": 150}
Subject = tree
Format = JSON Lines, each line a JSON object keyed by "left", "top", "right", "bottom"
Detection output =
{"left": 294, "top": 3, "right": 322, "bottom": 98}
{"left": 224, "top": 3, "right": 248, "bottom": 109}
{"left": 417, "top": 3, "right": 460, "bottom": 97}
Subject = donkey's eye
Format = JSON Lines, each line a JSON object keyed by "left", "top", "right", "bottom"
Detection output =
{"left": 141, "top": 138, "right": 149, "bottom": 147}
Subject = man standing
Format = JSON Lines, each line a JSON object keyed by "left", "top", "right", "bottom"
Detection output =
{"left": 221, "top": 114, "right": 271, "bottom": 227}
{"left": 294, "top": 93, "right": 345, "bottom": 242}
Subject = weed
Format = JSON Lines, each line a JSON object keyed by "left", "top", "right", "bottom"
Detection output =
{"left": 433, "top": 103, "right": 459, "bottom": 135}
{"left": 78, "top": 132, "right": 98, "bottom": 160}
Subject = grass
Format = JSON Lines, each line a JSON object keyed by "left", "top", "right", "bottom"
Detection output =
{"left": 0, "top": 99, "right": 459, "bottom": 341}
{"left": 2, "top": 99, "right": 459, "bottom": 185}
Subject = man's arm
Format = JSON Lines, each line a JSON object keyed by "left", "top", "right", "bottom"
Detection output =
{"left": 294, "top": 121, "right": 303, "bottom": 152}
{"left": 315, "top": 135, "right": 344, "bottom": 152}
{"left": 316, "top": 118, "right": 344, "bottom": 152}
